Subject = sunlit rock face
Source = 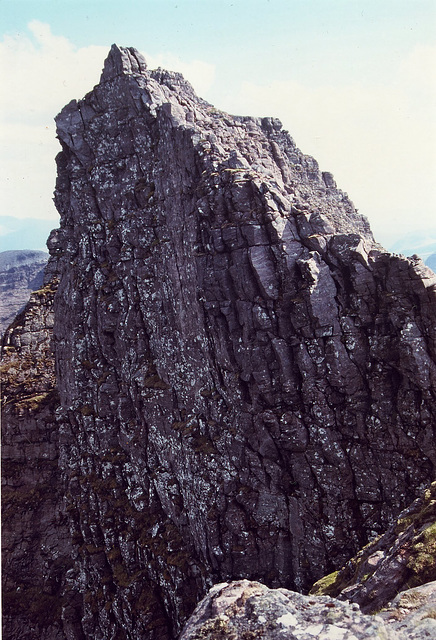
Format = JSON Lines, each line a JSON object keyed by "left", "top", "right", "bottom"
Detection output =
{"left": 2, "top": 44, "right": 436, "bottom": 639}
{"left": 178, "top": 580, "right": 405, "bottom": 640}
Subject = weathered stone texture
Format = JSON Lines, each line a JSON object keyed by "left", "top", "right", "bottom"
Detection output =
{"left": 179, "top": 579, "right": 436, "bottom": 640}
{"left": 179, "top": 579, "right": 400, "bottom": 639}
{"left": 378, "top": 580, "right": 436, "bottom": 639}
{"left": 2, "top": 44, "right": 436, "bottom": 639}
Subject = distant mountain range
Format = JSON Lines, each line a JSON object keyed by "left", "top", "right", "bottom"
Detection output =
{"left": 388, "top": 230, "right": 436, "bottom": 271}
{"left": 0, "top": 216, "right": 56, "bottom": 253}
{"left": 426, "top": 253, "right": 436, "bottom": 271}
{"left": 0, "top": 250, "right": 49, "bottom": 335}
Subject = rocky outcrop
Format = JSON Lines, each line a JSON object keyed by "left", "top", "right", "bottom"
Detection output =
{"left": 310, "top": 481, "right": 436, "bottom": 613}
{"left": 179, "top": 580, "right": 397, "bottom": 639}
{"left": 183, "top": 483, "right": 436, "bottom": 639}
{"left": 179, "top": 578, "right": 436, "bottom": 640}
{"left": 0, "top": 274, "right": 72, "bottom": 639}
{"left": 0, "top": 249, "right": 49, "bottom": 335}
{"left": 2, "top": 44, "right": 436, "bottom": 639}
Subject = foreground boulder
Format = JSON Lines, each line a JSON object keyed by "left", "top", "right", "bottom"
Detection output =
{"left": 179, "top": 579, "right": 406, "bottom": 639}
{"left": 378, "top": 580, "right": 436, "bottom": 639}
{"left": 2, "top": 44, "right": 436, "bottom": 639}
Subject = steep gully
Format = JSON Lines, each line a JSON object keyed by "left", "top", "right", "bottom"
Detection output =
{"left": 2, "top": 45, "right": 436, "bottom": 639}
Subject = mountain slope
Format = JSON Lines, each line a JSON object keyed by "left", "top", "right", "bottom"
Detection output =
{"left": 0, "top": 249, "right": 48, "bottom": 334}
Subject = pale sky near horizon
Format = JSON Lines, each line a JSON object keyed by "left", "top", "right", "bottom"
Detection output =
{"left": 1, "top": 0, "right": 435, "bottom": 251}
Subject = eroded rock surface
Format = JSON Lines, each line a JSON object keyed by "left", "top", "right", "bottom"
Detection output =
{"left": 378, "top": 580, "right": 436, "bottom": 640}
{"left": 2, "top": 44, "right": 436, "bottom": 639}
{"left": 179, "top": 579, "right": 436, "bottom": 640}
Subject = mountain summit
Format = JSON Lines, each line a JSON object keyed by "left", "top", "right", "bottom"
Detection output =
{"left": 2, "top": 45, "right": 436, "bottom": 639}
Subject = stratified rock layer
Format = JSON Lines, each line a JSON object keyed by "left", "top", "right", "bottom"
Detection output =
{"left": 2, "top": 45, "right": 436, "bottom": 639}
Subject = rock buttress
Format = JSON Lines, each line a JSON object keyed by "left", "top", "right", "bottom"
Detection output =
{"left": 4, "top": 44, "right": 436, "bottom": 639}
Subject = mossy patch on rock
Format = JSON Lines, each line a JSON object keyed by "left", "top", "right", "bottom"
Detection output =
{"left": 310, "top": 481, "right": 436, "bottom": 611}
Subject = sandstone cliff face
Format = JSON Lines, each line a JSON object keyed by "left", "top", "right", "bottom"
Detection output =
{"left": 2, "top": 45, "right": 436, "bottom": 639}
{"left": 0, "top": 250, "right": 49, "bottom": 335}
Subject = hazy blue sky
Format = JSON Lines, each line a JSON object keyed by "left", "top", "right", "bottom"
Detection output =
{"left": 1, "top": 0, "right": 435, "bottom": 251}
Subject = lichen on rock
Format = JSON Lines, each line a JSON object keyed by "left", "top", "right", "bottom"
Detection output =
{"left": 178, "top": 579, "right": 402, "bottom": 639}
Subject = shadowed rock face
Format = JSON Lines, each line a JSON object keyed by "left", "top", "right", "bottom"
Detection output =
{"left": 2, "top": 44, "right": 436, "bottom": 639}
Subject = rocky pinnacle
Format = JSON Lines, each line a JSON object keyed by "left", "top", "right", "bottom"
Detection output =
{"left": 2, "top": 44, "right": 436, "bottom": 639}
